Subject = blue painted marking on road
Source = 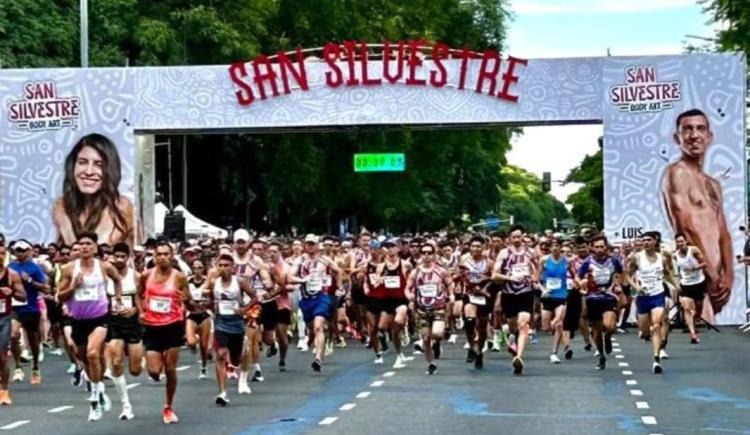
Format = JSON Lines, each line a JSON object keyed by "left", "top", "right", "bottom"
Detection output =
{"left": 233, "top": 362, "right": 376, "bottom": 435}
{"left": 678, "top": 387, "right": 750, "bottom": 409}
{"left": 449, "top": 391, "right": 642, "bottom": 433}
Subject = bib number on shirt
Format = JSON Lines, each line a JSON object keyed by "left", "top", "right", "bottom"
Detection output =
{"left": 368, "top": 273, "right": 379, "bottom": 286}
{"left": 307, "top": 276, "right": 322, "bottom": 294}
{"left": 469, "top": 273, "right": 484, "bottom": 284}
{"left": 75, "top": 286, "right": 100, "bottom": 302}
{"left": 119, "top": 296, "right": 134, "bottom": 310}
{"left": 384, "top": 276, "right": 400, "bottom": 289}
{"left": 0, "top": 299, "right": 6, "bottom": 313}
{"left": 419, "top": 284, "right": 438, "bottom": 298}
{"left": 323, "top": 275, "right": 332, "bottom": 287}
{"left": 593, "top": 268, "right": 610, "bottom": 286}
{"left": 218, "top": 300, "right": 239, "bottom": 316}
{"left": 468, "top": 295, "right": 486, "bottom": 306}
{"left": 189, "top": 285, "right": 204, "bottom": 301}
{"left": 149, "top": 297, "right": 171, "bottom": 314}
{"left": 511, "top": 264, "right": 529, "bottom": 280}
{"left": 11, "top": 297, "right": 26, "bottom": 307}
{"left": 545, "top": 278, "right": 562, "bottom": 291}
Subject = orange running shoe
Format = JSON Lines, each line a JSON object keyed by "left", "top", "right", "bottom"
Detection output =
{"left": 30, "top": 370, "right": 41, "bottom": 385}
{"left": 0, "top": 390, "right": 11, "bottom": 405}
{"left": 162, "top": 406, "right": 179, "bottom": 424}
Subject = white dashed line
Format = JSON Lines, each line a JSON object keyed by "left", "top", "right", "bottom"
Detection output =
{"left": 126, "top": 383, "right": 140, "bottom": 390}
{"left": 1, "top": 421, "right": 31, "bottom": 430}
{"left": 176, "top": 365, "right": 191, "bottom": 372}
{"left": 630, "top": 389, "right": 644, "bottom": 396}
{"left": 622, "top": 370, "right": 633, "bottom": 375}
{"left": 356, "top": 391, "right": 371, "bottom": 399}
{"left": 370, "top": 380, "right": 385, "bottom": 387}
{"left": 318, "top": 417, "right": 338, "bottom": 425}
{"left": 636, "top": 401, "right": 650, "bottom": 409}
{"left": 48, "top": 405, "right": 74, "bottom": 413}
{"left": 382, "top": 371, "right": 395, "bottom": 377}
{"left": 642, "top": 416, "right": 658, "bottom": 425}
{"left": 615, "top": 355, "right": 624, "bottom": 359}
{"left": 339, "top": 403, "right": 356, "bottom": 411}
{"left": 626, "top": 380, "right": 638, "bottom": 386}
{"left": 613, "top": 348, "right": 622, "bottom": 353}
{"left": 618, "top": 362, "right": 629, "bottom": 367}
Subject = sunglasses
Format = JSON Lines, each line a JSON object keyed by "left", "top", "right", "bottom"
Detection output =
{"left": 421, "top": 250, "right": 434, "bottom": 255}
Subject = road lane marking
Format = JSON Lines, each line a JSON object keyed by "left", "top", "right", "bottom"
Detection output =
{"left": 382, "top": 371, "right": 395, "bottom": 377}
{"left": 340, "top": 403, "right": 356, "bottom": 411}
{"left": 630, "top": 389, "right": 643, "bottom": 396}
{"left": 613, "top": 348, "right": 622, "bottom": 353}
{"left": 48, "top": 405, "right": 74, "bottom": 413}
{"left": 176, "top": 365, "right": 191, "bottom": 372}
{"left": 626, "top": 380, "right": 637, "bottom": 385}
{"left": 642, "top": 416, "right": 657, "bottom": 425}
{"left": 615, "top": 355, "right": 624, "bottom": 359}
{"left": 1, "top": 421, "right": 30, "bottom": 430}
{"left": 127, "top": 383, "right": 140, "bottom": 389}
{"left": 318, "top": 417, "right": 338, "bottom": 425}
{"left": 622, "top": 370, "right": 633, "bottom": 375}
{"left": 356, "top": 391, "right": 371, "bottom": 399}
{"left": 370, "top": 380, "right": 384, "bottom": 387}
{"left": 636, "top": 401, "right": 650, "bottom": 409}
{"left": 618, "top": 362, "right": 629, "bottom": 367}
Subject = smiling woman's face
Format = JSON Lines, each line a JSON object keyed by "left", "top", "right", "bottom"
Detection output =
{"left": 74, "top": 145, "right": 104, "bottom": 195}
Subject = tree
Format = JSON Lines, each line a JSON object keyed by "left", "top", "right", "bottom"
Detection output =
{"left": 497, "top": 166, "right": 570, "bottom": 233}
{"left": 700, "top": 1, "right": 750, "bottom": 55}
{"left": 564, "top": 149, "right": 603, "bottom": 230}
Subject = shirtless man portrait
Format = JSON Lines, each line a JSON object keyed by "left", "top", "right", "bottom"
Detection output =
{"left": 662, "top": 108, "right": 733, "bottom": 316}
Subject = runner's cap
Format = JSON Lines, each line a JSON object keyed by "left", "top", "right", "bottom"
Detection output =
{"left": 304, "top": 234, "right": 319, "bottom": 244}
{"left": 233, "top": 229, "right": 251, "bottom": 242}
{"left": 12, "top": 240, "right": 31, "bottom": 251}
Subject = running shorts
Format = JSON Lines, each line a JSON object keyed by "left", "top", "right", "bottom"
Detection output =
{"left": 299, "top": 294, "right": 333, "bottom": 324}
{"left": 12, "top": 311, "right": 41, "bottom": 334}
{"left": 276, "top": 308, "right": 292, "bottom": 325}
{"left": 416, "top": 309, "right": 445, "bottom": 330}
{"left": 0, "top": 316, "right": 11, "bottom": 352}
{"left": 187, "top": 312, "right": 211, "bottom": 325}
{"left": 585, "top": 294, "right": 617, "bottom": 322}
{"left": 563, "top": 292, "right": 583, "bottom": 332}
{"left": 541, "top": 297, "right": 566, "bottom": 312}
{"left": 214, "top": 329, "right": 245, "bottom": 366}
{"left": 680, "top": 282, "right": 707, "bottom": 302}
{"left": 107, "top": 314, "right": 143, "bottom": 344}
{"left": 71, "top": 315, "right": 109, "bottom": 347}
{"left": 260, "top": 300, "right": 280, "bottom": 330}
{"left": 500, "top": 291, "right": 534, "bottom": 319}
{"left": 143, "top": 321, "right": 185, "bottom": 352}
{"left": 636, "top": 292, "right": 666, "bottom": 316}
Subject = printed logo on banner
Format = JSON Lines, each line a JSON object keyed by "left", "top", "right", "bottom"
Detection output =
{"left": 608, "top": 65, "right": 681, "bottom": 113}
{"left": 7, "top": 80, "right": 81, "bottom": 131}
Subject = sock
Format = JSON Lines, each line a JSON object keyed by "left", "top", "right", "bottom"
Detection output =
{"left": 239, "top": 370, "right": 248, "bottom": 385}
{"left": 253, "top": 363, "right": 261, "bottom": 373}
{"left": 113, "top": 375, "right": 130, "bottom": 406}
{"left": 89, "top": 381, "right": 99, "bottom": 401}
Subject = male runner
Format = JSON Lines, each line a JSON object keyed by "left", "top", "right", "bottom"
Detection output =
{"left": 562, "top": 237, "right": 590, "bottom": 359}
{"left": 493, "top": 225, "right": 539, "bottom": 375}
{"left": 626, "top": 231, "right": 678, "bottom": 374}
{"left": 267, "top": 241, "right": 295, "bottom": 370}
{"left": 9, "top": 240, "right": 49, "bottom": 385}
{"left": 578, "top": 235, "right": 621, "bottom": 370}
{"left": 673, "top": 233, "right": 707, "bottom": 344}
{"left": 460, "top": 236, "right": 493, "bottom": 369}
{"left": 348, "top": 232, "right": 372, "bottom": 345}
{"left": 202, "top": 253, "right": 256, "bottom": 406}
{"left": 382, "top": 238, "right": 413, "bottom": 369}
{"left": 0, "top": 243, "right": 27, "bottom": 405}
{"left": 364, "top": 241, "right": 388, "bottom": 364}
{"left": 58, "top": 232, "right": 123, "bottom": 421}
{"left": 137, "top": 241, "right": 192, "bottom": 423}
{"left": 105, "top": 242, "right": 143, "bottom": 420}
{"left": 539, "top": 238, "right": 569, "bottom": 364}
{"left": 405, "top": 243, "right": 451, "bottom": 375}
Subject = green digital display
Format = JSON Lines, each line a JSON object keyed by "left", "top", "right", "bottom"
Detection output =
{"left": 353, "top": 153, "right": 406, "bottom": 172}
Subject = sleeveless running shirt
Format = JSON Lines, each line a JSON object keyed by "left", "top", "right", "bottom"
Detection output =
{"left": 674, "top": 248, "right": 705, "bottom": 286}
{"left": 414, "top": 266, "right": 447, "bottom": 310}
{"left": 0, "top": 269, "right": 12, "bottom": 317}
{"left": 68, "top": 259, "right": 109, "bottom": 320}
{"left": 299, "top": 256, "right": 333, "bottom": 299}
{"left": 541, "top": 255, "right": 568, "bottom": 299}
{"left": 383, "top": 259, "right": 407, "bottom": 301}
{"left": 213, "top": 275, "right": 245, "bottom": 334}
{"left": 107, "top": 267, "right": 136, "bottom": 312}
{"left": 499, "top": 247, "right": 534, "bottom": 294}
{"left": 142, "top": 269, "right": 183, "bottom": 326}
{"left": 367, "top": 262, "right": 387, "bottom": 300}
{"left": 635, "top": 251, "right": 665, "bottom": 297}
{"left": 580, "top": 255, "right": 621, "bottom": 296}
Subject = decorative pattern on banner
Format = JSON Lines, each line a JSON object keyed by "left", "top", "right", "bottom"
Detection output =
{"left": 603, "top": 54, "right": 747, "bottom": 325}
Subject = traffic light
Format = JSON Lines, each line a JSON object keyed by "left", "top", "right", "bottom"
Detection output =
{"left": 542, "top": 172, "right": 551, "bottom": 192}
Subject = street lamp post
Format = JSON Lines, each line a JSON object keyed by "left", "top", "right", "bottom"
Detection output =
{"left": 80, "top": 0, "right": 88, "bottom": 67}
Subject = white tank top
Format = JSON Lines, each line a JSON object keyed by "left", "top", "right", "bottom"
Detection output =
{"left": 673, "top": 248, "right": 705, "bottom": 286}
{"left": 73, "top": 259, "right": 108, "bottom": 302}
{"left": 107, "top": 267, "right": 137, "bottom": 309}
{"left": 213, "top": 275, "right": 242, "bottom": 316}
{"left": 635, "top": 251, "right": 665, "bottom": 296}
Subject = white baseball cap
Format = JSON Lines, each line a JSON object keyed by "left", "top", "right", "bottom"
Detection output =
{"left": 233, "top": 229, "right": 251, "bottom": 242}
{"left": 304, "top": 234, "right": 319, "bottom": 244}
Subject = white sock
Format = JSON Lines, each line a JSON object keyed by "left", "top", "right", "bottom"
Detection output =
{"left": 89, "top": 381, "right": 99, "bottom": 401}
{"left": 113, "top": 375, "right": 130, "bottom": 406}
{"left": 238, "top": 370, "right": 248, "bottom": 384}
{"left": 296, "top": 310, "right": 306, "bottom": 338}
{"left": 253, "top": 363, "right": 261, "bottom": 373}
{"left": 97, "top": 381, "right": 106, "bottom": 395}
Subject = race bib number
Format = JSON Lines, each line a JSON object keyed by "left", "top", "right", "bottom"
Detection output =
{"left": 218, "top": 300, "right": 239, "bottom": 316}
{"left": 11, "top": 296, "right": 26, "bottom": 307}
{"left": 149, "top": 296, "right": 171, "bottom": 314}
{"left": 189, "top": 284, "right": 204, "bottom": 301}
{"left": 323, "top": 275, "right": 332, "bottom": 287}
{"left": 75, "top": 286, "right": 99, "bottom": 302}
{"left": 368, "top": 273, "right": 379, "bottom": 286}
{"left": 511, "top": 264, "right": 529, "bottom": 279}
{"left": 121, "top": 296, "right": 134, "bottom": 309}
{"left": 0, "top": 299, "right": 6, "bottom": 313}
{"left": 567, "top": 278, "right": 575, "bottom": 290}
{"left": 384, "top": 276, "right": 400, "bottom": 289}
{"left": 593, "top": 267, "right": 610, "bottom": 285}
{"left": 469, "top": 273, "right": 483, "bottom": 284}
{"left": 419, "top": 283, "right": 438, "bottom": 298}
{"left": 545, "top": 278, "right": 562, "bottom": 290}
{"left": 468, "top": 295, "right": 486, "bottom": 306}
{"left": 641, "top": 276, "right": 659, "bottom": 292}
{"left": 307, "top": 276, "right": 322, "bottom": 293}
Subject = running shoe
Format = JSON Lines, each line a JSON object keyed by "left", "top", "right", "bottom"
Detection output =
{"left": 512, "top": 356, "right": 524, "bottom": 375}
{"left": 30, "top": 370, "right": 41, "bottom": 385}
{"left": 652, "top": 361, "right": 663, "bottom": 374}
{"left": 215, "top": 391, "right": 230, "bottom": 407}
{"left": 162, "top": 406, "right": 179, "bottom": 424}
{"left": 119, "top": 403, "right": 135, "bottom": 420}
{"left": 311, "top": 359, "right": 322, "bottom": 372}
{"left": 426, "top": 362, "right": 438, "bottom": 375}
{"left": 550, "top": 354, "right": 561, "bottom": 364}
{"left": 12, "top": 368, "right": 24, "bottom": 383}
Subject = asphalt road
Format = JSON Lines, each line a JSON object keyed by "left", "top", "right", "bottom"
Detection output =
{"left": 1, "top": 326, "right": 749, "bottom": 435}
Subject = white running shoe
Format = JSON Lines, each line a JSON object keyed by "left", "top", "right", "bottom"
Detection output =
{"left": 659, "top": 349, "right": 669, "bottom": 360}
{"left": 463, "top": 342, "right": 470, "bottom": 350}
{"left": 66, "top": 363, "right": 77, "bottom": 374}
{"left": 119, "top": 403, "right": 135, "bottom": 420}
{"left": 215, "top": 391, "right": 230, "bottom": 406}
{"left": 297, "top": 340, "right": 308, "bottom": 352}
{"left": 12, "top": 368, "right": 24, "bottom": 382}
{"left": 401, "top": 330, "right": 411, "bottom": 347}
{"left": 550, "top": 354, "right": 561, "bottom": 364}
{"left": 400, "top": 352, "right": 415, "bottom": 362}
{"left": 393, "top": 355, "right": 407, "bottom": 369}
{"left": 652, "top": 361, "right": 663, "bottom": 374}
{"left": 100, "top": 392, "right": 112, "bottom": 412}
{"left": 238, "top": 381, "right": 252, "bottom": 395}
{"left": 199, "top": 368, "right": 207, "bottom": 380}
{"left": 448, "top": 334, "right": 458, "bottom": 344}
{"left": 594, "top": 350, "right": 601, "bottom": 357}
{"left": 88, "top": 402, "right": 102, "bottom": 422}
{"left": 374, "top": 355, "right": 384, "bottom": 365}
{"left": 325, "top": 341, "right": 334, "bottom": 357}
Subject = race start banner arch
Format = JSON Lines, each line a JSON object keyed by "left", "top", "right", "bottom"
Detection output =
{"left": 0, "top": 43, "right": 745, "bottom": 323}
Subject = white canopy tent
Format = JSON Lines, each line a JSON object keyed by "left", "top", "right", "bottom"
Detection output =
{"left": 154, "top": 202, "right": 228, "bottom": 239}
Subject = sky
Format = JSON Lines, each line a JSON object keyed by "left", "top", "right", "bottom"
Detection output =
{"left": 505, "top": 0, "right": 719, "bottom": 203}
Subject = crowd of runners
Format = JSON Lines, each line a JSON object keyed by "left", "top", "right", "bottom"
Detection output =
{"left": 0, "top": 225, "right": 710, "bottom": 423}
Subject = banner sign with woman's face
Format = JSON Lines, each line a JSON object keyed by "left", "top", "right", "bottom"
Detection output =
{"left": 0, "top": 52, "right": 745, "bottom": 324}
{"left": 602, "top": 54, "right": 747, "bottom": 325}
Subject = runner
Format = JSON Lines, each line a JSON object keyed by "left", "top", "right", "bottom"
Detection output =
{"left": 105, "top": 242, "right": 143, "bottom": 420}
{"left": 186, "top": 259, "right": 211, "bottom": 379}
{"left": 492, "top": 225, "right": 539, "bottom": 375}
{"left": 439, "top": 240, "right": 461, "bottom": 344}
{"left": 202, "top": 252, "right": 257, "bottom": 406}
{"left": 382, "top": 238, "right": 414, "bottom": 368}
{"left": 460, "top": 235, "right": 493, "bottom": 369}
{"left": 539, "top": 238, "right": 569, "bottom": 364}
{"left": 9, "top": 240, "right": 50, "bottom": 385}
{"left": 57, "top": 232, "right": 124, "bottom": 421}
{"left": 562, "top": 236, "right": 590, "bottom": 359}
{"left": 405, "top": 243, "right": 451, "bottom": 375}
{"left": 137, "top": 241, "right": 192, "bottom": 424}
{"left": 626, "top": 231, "right": 678, "bottom": 374}
{"left": 363, "top": 240, "right": 388, "bottom": 364}
{"left": 289, "top": 234, "right": 340, "bottom": 372}
{"left": 0, "top": 242, "right": 27, "bottom": 405}
{"left": 578, "top": 235, "right": 621, "bottom": 370}
{"left": 348, "top": 232, "right": 372, "bottom": 346}
{"left": 267, "top": 241, "right": 295, "bottom": 371}
{"left": 673, "top": 233, "right": 707, "bottom": 344}
{"left": 617, "top": 241, "right": 635, "bottom": 333}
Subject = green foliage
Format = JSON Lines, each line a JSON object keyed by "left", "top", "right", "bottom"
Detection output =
{"left": 497, "top": 166, "right": 570, "bottom": 233}
{"left": 700, "top": 0, "right": 750, "bottom": 55}
{"left": 564, "top": 149, "right": 603, "bottom": 230}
